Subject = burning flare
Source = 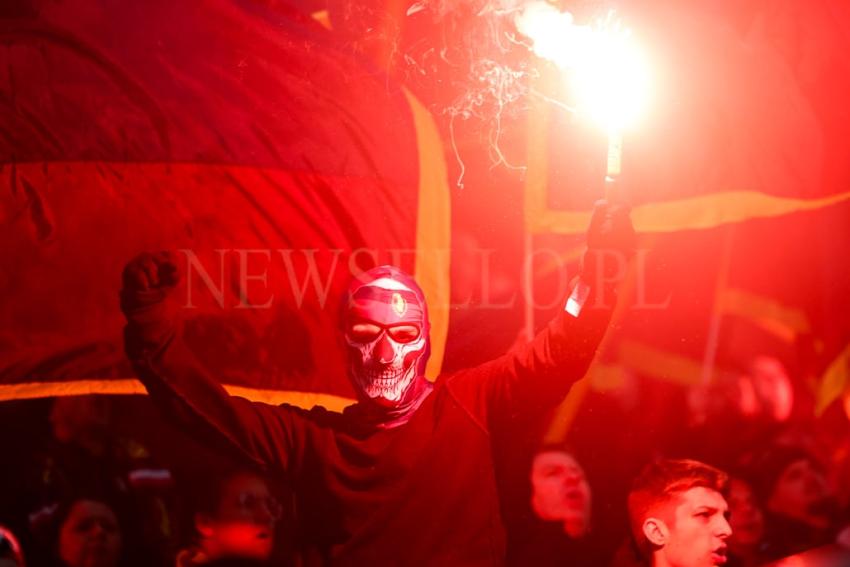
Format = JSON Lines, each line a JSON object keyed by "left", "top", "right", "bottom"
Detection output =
{"left": 515, "top": 2, "right": 651, "bottom": 134}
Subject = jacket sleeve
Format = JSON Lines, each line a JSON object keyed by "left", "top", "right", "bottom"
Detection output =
{"left": 122, "top": 288, "right": 306, "bottom": 473}
{"left": 444, "top": 287, "right": 614, "bottom": 429}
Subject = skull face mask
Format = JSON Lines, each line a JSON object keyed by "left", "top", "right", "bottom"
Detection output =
{"left": 343, "top": 266, "right": 430, "bottom": 408}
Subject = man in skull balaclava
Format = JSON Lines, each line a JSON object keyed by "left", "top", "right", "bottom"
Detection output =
{"left": 121, "top": 202, "right": 634, "bottom": 564}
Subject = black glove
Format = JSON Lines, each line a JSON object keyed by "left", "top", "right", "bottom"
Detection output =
{"left": 581, "top": 199, "right": 636, "bottom": 291}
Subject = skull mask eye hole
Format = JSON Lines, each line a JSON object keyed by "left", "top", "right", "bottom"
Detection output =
{"left": 386, "top": 324, "right": 420, "bottom": 344}
{"left": 347, "top": 322, "right": 421, "bottom": 344}
{"left": 347, "top": 322, "right": 382, "bottom": 343}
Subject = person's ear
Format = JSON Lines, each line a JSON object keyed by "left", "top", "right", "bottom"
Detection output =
{"left": 642, "top": 517, "right": 669, "bottom": 547}
{"left": 195, "top": 513, "right": 215, "bottom": 538}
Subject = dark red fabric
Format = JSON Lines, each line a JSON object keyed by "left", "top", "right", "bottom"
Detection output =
{"left": 121, "top": 279, "right": 613, "bottom": 565}
{"left": 0, "top": 0, "right": 420, "bottom": 397}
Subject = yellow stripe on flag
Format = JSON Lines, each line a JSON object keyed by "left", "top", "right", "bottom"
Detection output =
{"left": 310, "top": 10, "right": 333, "bottom": 30}
{"left": 618, "top": 340, "right": 725, "bottom": 386}
{"left": 403, "top": 88, "right": 452, "bottom": 380}
{"left": 223, "top": 385, "right": 353, "bottom": 411}
{"left": 718, "top": 288, "right": 811, "bottom": 343}
{"left": 0, "top": 379, "right": 355, "bottom": 411}
{"left": 523, "top": 98, "right": 850, "bottom": 234}
{"left": 630, "top": 190, "right": 850, "bottom": 234}
{"left": 815, "top": 344, "right": 850, "bottom": 416}
{"left": 527, "top": 189, "right": 850, "bottom": 235}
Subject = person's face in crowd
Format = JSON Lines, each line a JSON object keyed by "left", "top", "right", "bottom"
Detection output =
{"left": 530, "top": 451, "right": 592, "bottom": 538}
{"left": 767, "top": 458, "right": 831, "bottom": 529}
{"left": 726, "top": 479, "right": 764, "bottom": 554}
{"left": 197, "top": 473, "right": 280, "bottom": 560}
{"left": 58, "top": 500, "right": 122, "bottom": 567}
{"left": 748, "top": 356, "right": 793, "bottom": 422}
{"left": 646, "top": 487, "right": 731, "bottom": 567}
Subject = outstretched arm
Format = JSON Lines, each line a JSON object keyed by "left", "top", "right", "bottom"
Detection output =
{"left": 446, "top": 201, "right": 634, "bottom": 421}
{"left": 121, "top": 251, "right": 304, "bottom": 472}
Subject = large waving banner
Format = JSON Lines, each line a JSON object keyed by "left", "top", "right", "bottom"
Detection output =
{"left": 0, "top": 0, "right": 451, "bottom": 407}
{"left": 2, "top": 0, "right": 848, "bottom": 424}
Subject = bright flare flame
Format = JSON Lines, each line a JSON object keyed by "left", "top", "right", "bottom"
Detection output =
{"left": 516, "top": 3, "right": 651, "bottom": 134}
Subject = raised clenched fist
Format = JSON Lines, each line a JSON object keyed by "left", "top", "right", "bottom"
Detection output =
{"left": 582, "top": 200, "right": 636, "bottom": 286}
{"left": 122, "top": 251, "right": 181, "bottom": 294}
{"left": 586, "top": 199, "right": 635, "bottom": 255}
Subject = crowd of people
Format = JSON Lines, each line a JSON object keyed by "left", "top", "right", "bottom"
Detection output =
{"left": 0, "top": 390, "right": 847, "bottom": 567}
{"left": 521, "top": 439, "right": 850, "bottom": 566}
{"left": 0, "top": 394, "right": 290, "bottom": 566}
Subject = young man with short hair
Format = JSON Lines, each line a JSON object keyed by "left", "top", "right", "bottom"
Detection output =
{"left": 628, "top": 459, "right": 732, "bottom": 567}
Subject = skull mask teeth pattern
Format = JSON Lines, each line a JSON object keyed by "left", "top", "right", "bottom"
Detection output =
{"left": 343, "top": 266, "right": 430, "bottom": 408}
{"left": 346, "top": 329, "right": 426, "bottom": 402}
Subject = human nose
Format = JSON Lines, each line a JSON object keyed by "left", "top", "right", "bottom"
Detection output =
{"left": 87, "top": 522, "right": 108, "bottom": 541}
{"left": 717, "top": 516, "right": 732, "bottom": 539}
{"left": 254, "top": 503, "right": 274, "bottom": 525}
{"left": 563, "top": 472, "right": 581, "bottom": 487}
{"left": 805, "top": 469, "right": 826, "bottom": 491}
{"left": 375, "top": 333, "right": 395, "bottom": 364}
